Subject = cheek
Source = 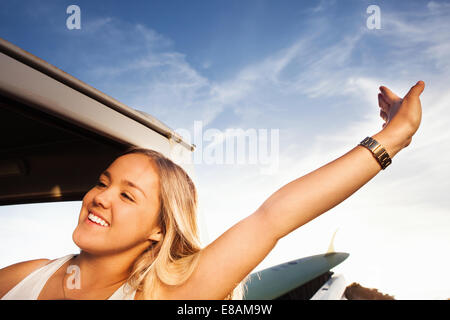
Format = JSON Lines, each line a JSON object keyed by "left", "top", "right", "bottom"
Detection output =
{"left": 78, "top": 191, "right": 94, "bottom": 223}
{"left": 113, "top": 204, "right": 159, "bottom": 241}
{"left": 115, "top": 207, "right": 150, "bottom": 235}
{"left": 83, "top": 187, "right": 97, "bottom": 203}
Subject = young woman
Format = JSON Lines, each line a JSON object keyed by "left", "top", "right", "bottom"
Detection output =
{"left": 0, "top": 81, "right": 425, "bottom": 300}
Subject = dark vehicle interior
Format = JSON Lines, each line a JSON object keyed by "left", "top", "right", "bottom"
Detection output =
{"left": 0, "top": 94, "right": 127, "bottom": 206}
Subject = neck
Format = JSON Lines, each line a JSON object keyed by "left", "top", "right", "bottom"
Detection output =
{"left": 71, "top": 244, "right": 149, "bottom": 290}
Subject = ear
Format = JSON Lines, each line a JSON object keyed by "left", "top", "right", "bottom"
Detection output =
{"left": 148, "top": 226, "right": 162, "bottom": 242}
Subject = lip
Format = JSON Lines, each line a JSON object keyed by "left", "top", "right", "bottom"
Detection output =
{"left": 85, "top": 208, "right": 110, "bottom": 227}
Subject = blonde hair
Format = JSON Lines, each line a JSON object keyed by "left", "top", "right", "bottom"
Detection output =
{"left": 122, "top": 147, "right": 246, "bottom": 299}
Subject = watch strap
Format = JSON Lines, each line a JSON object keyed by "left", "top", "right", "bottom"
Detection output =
{"left": 359, "top": 136, "right": 392, "bottom": 170}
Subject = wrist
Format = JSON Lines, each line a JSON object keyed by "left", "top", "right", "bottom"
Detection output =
{"left": 371, "top": 129, "right": 403, "bottom": 158}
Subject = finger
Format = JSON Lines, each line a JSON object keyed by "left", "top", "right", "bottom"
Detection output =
{"left": 379, "top": 85, "right": 401, "bottom": 104}
{"left": 380, "top": 110, "right": 388, "bottom": 121}
{"left": 405, "top": 80, "right": 425, "bottom": 98}
{"left": 378, "top": 93, "right": 390, "bottom": 112}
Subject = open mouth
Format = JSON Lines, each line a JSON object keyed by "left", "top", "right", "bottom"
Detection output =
{"left": 87, "top": 212, "right": 110, "bottom": 227}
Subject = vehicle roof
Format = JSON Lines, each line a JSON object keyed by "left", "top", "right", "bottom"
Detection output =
{"left": 0, "top": 37, "right": 195, "bottom": 205}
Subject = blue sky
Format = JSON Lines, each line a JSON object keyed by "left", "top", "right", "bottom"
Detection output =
{"left": 1, "top": 0, "right": 449, "bottom": 299}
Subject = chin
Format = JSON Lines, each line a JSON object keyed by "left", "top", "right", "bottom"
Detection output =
{"left": 72, "top": 225, "right": 110, "bottom": 255}
{"left": 72, "top": 225, "right": 145, "bottom": 256}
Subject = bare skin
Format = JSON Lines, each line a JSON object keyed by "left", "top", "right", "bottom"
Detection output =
{"left": 0, "top": 81, "right": 425, "bottom": 300}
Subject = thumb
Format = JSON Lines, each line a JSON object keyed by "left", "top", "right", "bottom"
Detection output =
{"left": 405, "top": 80, "right": 425, "bottom": 98}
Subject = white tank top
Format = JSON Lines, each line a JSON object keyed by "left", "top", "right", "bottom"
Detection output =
{"left": 1, "top": 254, "right": 136, "bottom": 300}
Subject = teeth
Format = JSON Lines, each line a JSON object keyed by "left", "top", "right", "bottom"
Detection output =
{"left": 88, "top": 213, "right": 109, "bottom": 227}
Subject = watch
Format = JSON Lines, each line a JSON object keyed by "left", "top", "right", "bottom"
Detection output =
{"left": 359, "top": 136, "right": 392, "bottom": 170}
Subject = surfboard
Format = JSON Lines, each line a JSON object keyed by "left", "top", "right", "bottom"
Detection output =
{"left": 310, "top": 273, "right": 348, "bottom": 300}
{"left": 243, "top": 252, "right": 349, "bottom": 300}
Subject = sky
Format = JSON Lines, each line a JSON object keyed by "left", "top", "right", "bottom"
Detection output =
{"left": 0, "top": 0, "right": 449, "bottom": 299}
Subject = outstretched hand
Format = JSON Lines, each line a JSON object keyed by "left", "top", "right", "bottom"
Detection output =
{"left": 377, "top": 81, "right": 425, "bottom": 151}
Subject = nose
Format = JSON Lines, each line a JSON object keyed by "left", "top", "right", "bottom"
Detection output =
{"left": 93, "top": 187, "right": 112, "bottom": 209}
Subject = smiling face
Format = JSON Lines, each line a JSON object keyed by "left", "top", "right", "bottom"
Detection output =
{"left": 72, "top": 153, "right": 162, "bottom": 256}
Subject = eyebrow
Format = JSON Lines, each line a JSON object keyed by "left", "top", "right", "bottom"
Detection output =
{"left": 101, "top": 171, "right": 147, "bottom": 199}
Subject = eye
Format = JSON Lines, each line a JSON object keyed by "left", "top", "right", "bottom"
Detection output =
{"left": 96, "top": 181, "right": 107, "bottom": 188}
{"left": 121, "top": 192, "right": 134, "bottom": 202}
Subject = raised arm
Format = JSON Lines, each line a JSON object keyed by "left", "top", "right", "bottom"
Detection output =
{"left": 161, "top": 81, "right": 425, "bottom": 300}
{"left": 260, "top": 81, "right": 424, "bottom": 238}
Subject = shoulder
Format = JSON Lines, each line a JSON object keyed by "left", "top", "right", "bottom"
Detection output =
{"left": 0, "top": 258, "right": 51, "bottom": 299}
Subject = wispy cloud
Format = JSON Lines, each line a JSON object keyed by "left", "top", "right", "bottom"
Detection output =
{"left": 308, "top": 0, "right": 336, "bottom": 14}
{"left": 380, "top": 2, "right": 450, "bottom": 74}
{"left": 67, "top": 15, "right": 366, "bottom": 132}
